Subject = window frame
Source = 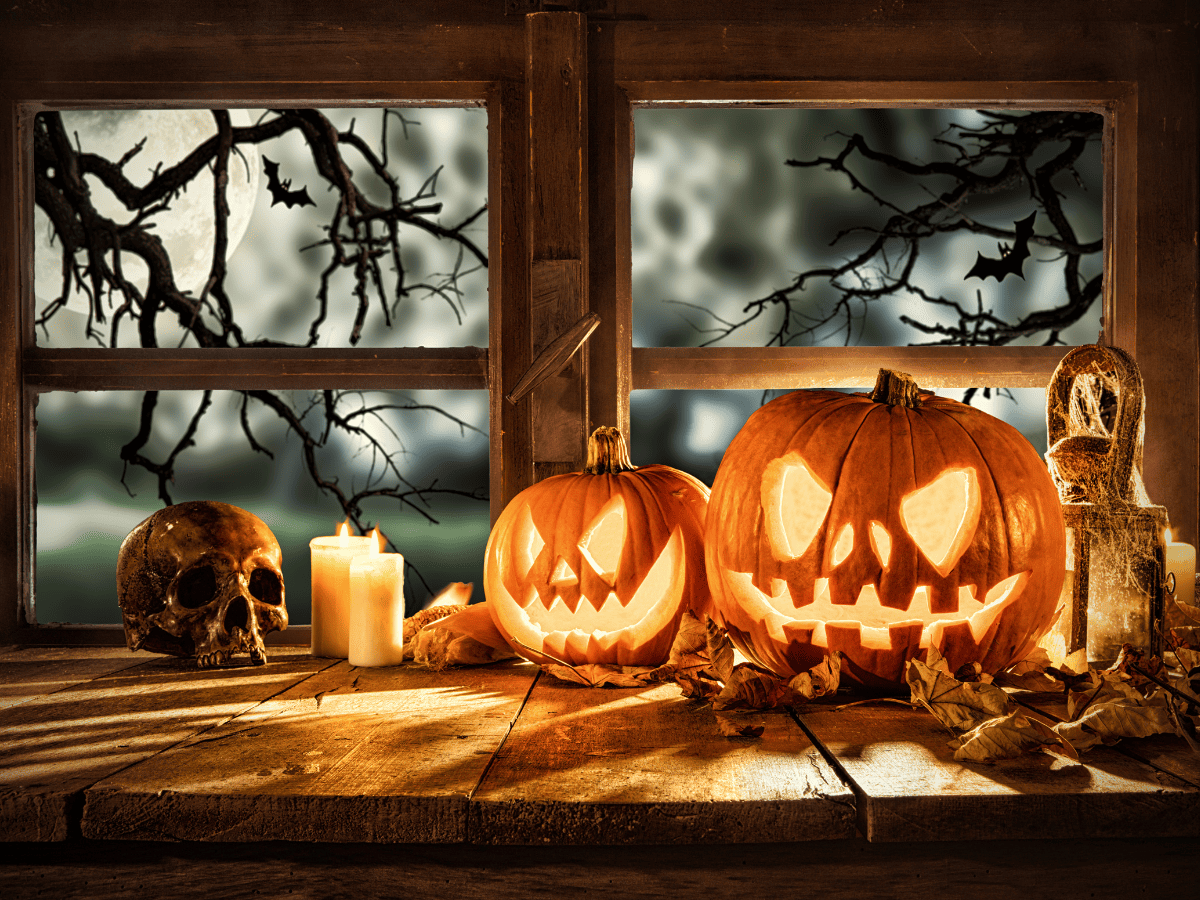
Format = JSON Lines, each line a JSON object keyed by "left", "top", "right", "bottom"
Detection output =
{"left": 11, "top": 85, "right": 514, "bottom": 644}
{"left": 2, "top": 6, "right": 1195, "bottom": 646}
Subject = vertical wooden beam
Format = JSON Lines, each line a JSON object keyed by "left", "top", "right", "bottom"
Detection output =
{"left": 1135, "top": 26, "right": 1198, "bottom": 544}
{"left": 489, "top": 79, "right": 534, "bottom": 522}
{"left": 526, "top": 11, "right": 588, "bottom": 480}
{"left": 586, "top": 18, "right": 632, "bottom": 440}
{"left": 0, "top": 95, "right": 30, "bottom": 641}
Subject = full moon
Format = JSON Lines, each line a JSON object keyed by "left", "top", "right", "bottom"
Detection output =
{"left": 34, "top": 109, "right": 259, "bottom": 320}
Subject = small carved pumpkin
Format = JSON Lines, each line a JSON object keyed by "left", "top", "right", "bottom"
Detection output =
{"left": 485, "top": 427, "right": 710, "bottom": 667}
{"left": 706, "top": 370, "right": 1066, "bottom": 689}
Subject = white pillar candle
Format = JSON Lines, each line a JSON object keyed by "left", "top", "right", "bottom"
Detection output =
{"left": 349, "top": 554, "right": 407, "bottom": 667}
{"left": 1166, "top": 529, "right": 1196, "bottom": 609}
{"left": 309, "top": 529, "right": 379, "bottom": 659}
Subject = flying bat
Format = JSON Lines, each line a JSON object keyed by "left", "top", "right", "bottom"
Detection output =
{"left": 262, "top": 156, "right": 315, "bottom": 209}
{"left": 965, "top": 211, "right": 1037, "bottom": 282}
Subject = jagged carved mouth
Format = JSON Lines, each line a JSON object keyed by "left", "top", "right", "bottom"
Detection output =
{"left": 724, "top": 570, "right": 1030, "bottom": 651}
{"left": 492, "top": 523, "right": 686, "bottom": 661}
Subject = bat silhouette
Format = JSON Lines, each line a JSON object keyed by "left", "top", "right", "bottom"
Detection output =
{"left": 262, "top": 156, "right": 315, "bottom": 209}
{"left": 965, "top": 212, "right": 1037, "bottom": 282}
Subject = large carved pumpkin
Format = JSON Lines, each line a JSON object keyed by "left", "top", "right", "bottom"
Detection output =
{"left": 706, "top": 370, "right": 1066, "bottom": 689}
{"left": 485, "top": 427, "right": 710, "bottom": 667}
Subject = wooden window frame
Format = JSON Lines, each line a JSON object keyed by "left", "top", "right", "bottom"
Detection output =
{"left": 2, "top": 5, "right": 1195, "bottom": 647}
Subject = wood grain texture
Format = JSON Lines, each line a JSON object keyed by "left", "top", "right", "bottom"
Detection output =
{"left": 0, "top": 647, "right": 146, "bottom": 711}
{"left": 82, "top": 660, "right": 538, "bottom": 843}
{"left": 5, "top": 836, "right": 1200, "bottom": 900}
{"left": 471, "top": 679, "right": 856, "bottom": 844}
{"left": 797, "top": 700, "right": 1200, "bottom": 843}
{"left": 0, "top": 649, "right": 332, "bottom": 841}
{"left": 527, "top": 12, "right": 589, "bottom": 469}
{"left": 633, "top": 346, "right": 1070, "bottom": 390}
{"left": 24, "top": 348, "right": 489, "bottom": 392}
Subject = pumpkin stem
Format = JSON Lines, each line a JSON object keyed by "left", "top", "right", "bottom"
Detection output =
{"left": 870, "top": 369, "right": 922, "bottom": 408}
{"left": 586, "top": 426, "right": 637, "bottom": 474}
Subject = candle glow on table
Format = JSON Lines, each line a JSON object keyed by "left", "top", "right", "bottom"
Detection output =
{"left": 349, "top": 550, "right": 406, "bottom": 667}
{"left": 1165, "top": 528, "right": 1196, "bottom": 609}
{"left": 309, "top": 522, "right": 380, "bottom": 659}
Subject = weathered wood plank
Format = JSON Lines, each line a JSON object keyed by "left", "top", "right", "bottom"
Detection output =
{"left": 0, "top": 646, "right": 146, "bottom": 711}
{"left": 24, "top": 348, "right": 488, "bottom": 392}
{"left": 5, "top": 836, "right": 1200, "bottom": 900}
{"left": 633, "top": 346, "right": 1069, "bottom": 391}
{"left": 0, "top": 649, "right": 332, "bottom": 842}
{"left": 82, "top": 660, "right": 538, "bottom": 843}
{"left": 797, "top": 700, "right": 1200, "bottom": 843}
{"left": 470, "top": 679, "right": 856, "bottom": 844}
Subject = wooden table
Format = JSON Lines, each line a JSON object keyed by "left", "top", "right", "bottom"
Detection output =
{"left": 1, "top": 645, "right": 1198, "bottom": 899}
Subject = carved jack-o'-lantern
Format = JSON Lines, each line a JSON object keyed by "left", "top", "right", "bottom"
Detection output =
{"left": 485, "top": 427, "right": 710, "bottom": 667}
{"left": 706, "top": 370, "right": 1066, "bottom": 689}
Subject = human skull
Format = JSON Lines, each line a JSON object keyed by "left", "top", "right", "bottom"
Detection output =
{"left": 116, "top": 501, "right": 287, "bottom": 667}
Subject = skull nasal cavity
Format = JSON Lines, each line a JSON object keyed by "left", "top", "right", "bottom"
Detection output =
{"left": 249, "top": 568, "right": 283, "bottom": 605}
{"left": 177, "top": 565, "right": 217, "bottom": 609}
{"left": 224, "top": 596, "right": 250, "bottom": 634}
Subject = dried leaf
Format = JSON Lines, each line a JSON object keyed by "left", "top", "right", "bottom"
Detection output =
{"left": 713, "top": 663, "right": 794, "bottom": 710}
{"left": 954, "top": 711, "right": 1079, "bottom": 763}
{"left": 669, "top": 612, "right": 708, "bottom": 663}
{"left": 1066, "top": 670, "right": 1145, "bottom": 720}
{"left": 540, "top": 663, "right": 655, "bottom": 688}
{"left": 676, "top": 673, "right": 723, "bottom": 701}
{"left": 996, "top": 649, "right": 1083, "bottom": 694}
{"left": 714, "top": 713, "right": 765, "bottom": 738}
{"left": 1169, "top": 626, "right": 1200, "bottom": 651}
{"left": 789, "top": 652, "right": 842, "bottom": 701}
{"left": 706, "top": 617, "right": 735, "bottom": 683}
{"left": 906, "top": 657, "right": 1014, "bottom": 732}
{"left": 1055, "top": 690, "right": 1175, "bottom": 751}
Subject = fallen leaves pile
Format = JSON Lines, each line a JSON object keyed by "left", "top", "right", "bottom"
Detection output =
{"left": 907, "top": 633, "right": 1200, "bottom": 763}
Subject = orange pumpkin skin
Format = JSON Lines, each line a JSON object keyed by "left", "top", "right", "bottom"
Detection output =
{"left": 705, "top": 372, "right": 1066, "bottom": 690}
{"left": 485, "top": 428, "right": 710, "bottom": 667}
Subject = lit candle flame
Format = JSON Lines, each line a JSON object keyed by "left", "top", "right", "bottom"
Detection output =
{"left": 336, "top": 519, "right": 352, "bottom": 538}
{"left": 1166, "top": 528, "right": 1174, "bottom": 543}
{"left": 370, "top": 526, "right": 386, "bottom": 554}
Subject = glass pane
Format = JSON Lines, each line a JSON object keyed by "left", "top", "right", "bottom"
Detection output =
{"left": 631, "top": 386, "right": 1050, "bottom": 489}
{"left": 632, "top": 108, "right": 1103, "bottom": 349}
{"left": 35, "top": 389, "right": 489, "bottom": 625}
{"left": 34, "top": 107, "right": 488, "bottom": 349}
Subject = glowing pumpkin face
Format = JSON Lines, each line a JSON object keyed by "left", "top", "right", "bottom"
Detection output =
{"left": 486, "top": 428, "right": 710, "bottom": 667}
{"left": 706, "top": 370, "right": 1067, "bottom": 689}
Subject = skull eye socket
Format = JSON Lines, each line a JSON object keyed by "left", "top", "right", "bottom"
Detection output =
{"left": 761, "top": 452, "right": 833, "bottom": 562}
{"left": 177, "top": 565, "right": 217, "bottom": 609}
{"left": 900, "top": 467, "right": 982, "bottom": 578}
{"left": 249, "top": 568, "right": 283, "bottom": 605}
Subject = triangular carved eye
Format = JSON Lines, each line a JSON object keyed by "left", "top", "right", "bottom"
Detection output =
{"left": 512, "top": 503, "right": 546, "bottom": 582}
{"left": 900, "top": 468, "right": 981, "bottom": 578}
{"left": 761, "top": 452, "right": 832, "bottom": 562}
{"left": 578, "top": 494, "right": 626, "bottom": 587}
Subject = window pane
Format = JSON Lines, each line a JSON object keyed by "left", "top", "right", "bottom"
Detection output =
{"left": 631, "top": 386, "right": 1050, "bottom": 489}
{"left": 632, "top": 108, "right": 1102, "bottom": 349}
{"left": 34, "top": 107, "right": 488, "bottom": 349}
{"left": 35, "top": 389, "right": 489, "bottom": 625}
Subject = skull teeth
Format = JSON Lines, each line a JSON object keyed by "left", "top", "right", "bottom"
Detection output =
{"left": 250, "top": 647, "right": 267, "bottom": 666}
{"left": 196, "top": 649, "right": 231, "bottom": 669}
